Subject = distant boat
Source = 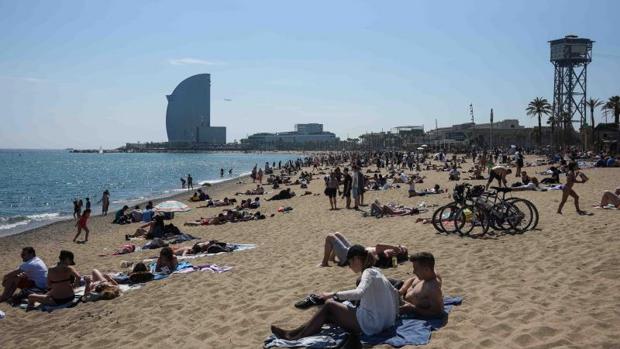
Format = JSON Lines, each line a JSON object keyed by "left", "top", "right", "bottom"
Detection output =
{"left": 99, "top": 147, "right": 103, "bottom": 154}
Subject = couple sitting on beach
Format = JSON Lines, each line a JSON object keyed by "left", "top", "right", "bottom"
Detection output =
{"left": 271, "top": 248, "right": 443, "bottom": 340}
{"left": 1, "top": 248, "right": 120, "bottom": 310}
{"left": 189, "top": 189, "right": 210, "bottom": 202}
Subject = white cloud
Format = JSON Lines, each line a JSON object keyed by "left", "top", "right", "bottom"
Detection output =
{"left": 168, "top": 58, "right": 223, "bottom": 66}
{"left": 0, "top": 76, "right": 47, "bottom": 83}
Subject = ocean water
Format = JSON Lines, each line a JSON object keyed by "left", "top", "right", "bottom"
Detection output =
{"left": 0, "top": 149, "right": 299, "bottom": 237}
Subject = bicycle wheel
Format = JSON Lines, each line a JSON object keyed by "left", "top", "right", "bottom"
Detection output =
{"left": 506, "top": 198, "right": 539, "bottom": 231}
{"left": 454, "top": 205, "right": 489, "bottom": 237}
{"left": 432, "top": 203, "right": 459, "bottom": 234}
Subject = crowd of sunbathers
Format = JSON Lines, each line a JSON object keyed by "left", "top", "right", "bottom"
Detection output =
{"left": 0, "top": 239, "right": 243, "bottom": 311}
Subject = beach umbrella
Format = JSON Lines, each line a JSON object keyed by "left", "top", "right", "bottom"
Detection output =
{"left": 421, "top": 144, "right": 428, "bottom": 147}
{"left": 154, "top": 200, "right": 191, "bottom": 213}
{"left": 417, "top": 147, "right": 424, "bottom": 150}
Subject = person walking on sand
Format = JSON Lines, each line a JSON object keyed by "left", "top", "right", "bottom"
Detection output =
{"left": 187, "top": 174, "right": 193, "bottom": 190}
{"left": 73, "top": 209, "right": 91, "bottom": 243}
{"left": 557, "top": 162, "right": 588, "bottom": 215}
{"left": 98, "top": 190, "right": 110, "bottom": 216}
{"left": 180, "top": 177, "right": 186, "bottom": 189}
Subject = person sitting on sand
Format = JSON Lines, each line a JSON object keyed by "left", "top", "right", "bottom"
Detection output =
{"left": 155, "top": 247, "right": 178, "bottom": 273}
{"left": 0, "top": 247, "right": 48, "bottom": 303}
{"left": 486, "top": 165, "right": 512, "bottom": 190}
{"left": 113, "top": 205, "right": 130, "bottom": 224}
{"left": 266, "top": 188, "right": 296, "bottom": 201}
{"left": 83, "top": 269, "right": 120, "bottom": 302}
{"left": 26, "top": 250, "right": 80, "bottom": 311}
{"left": 320, "top": 232, "right": 408, "bottom": 268}
{"left": 399, "top": 252, "right": 444, "bottom": 317}
{"left": 128, "top": 262, "right": 154, "bottom": 284}
{"left": 271, "top": 245, "right": 399, "bottom": 340}
{"left": 540, "top": 166, "right": 561, "bottom": 184}
{"left": 598, "top": 187, "right": 620, "bottom": 208}
{"left": 448, "top": 165, "right": 460, "bottom": 181}
{"left": 126, "top": 215, "right": 165, "bottom": 240}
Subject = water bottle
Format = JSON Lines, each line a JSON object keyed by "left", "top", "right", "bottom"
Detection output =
{"left": 392, "top": 256, "right": 398, "bottom": 268}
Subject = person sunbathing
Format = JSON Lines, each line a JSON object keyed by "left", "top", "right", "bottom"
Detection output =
{"left": 271, "top": 245, "right": 399, "bottom": 340}
{"left": 371, "top": 200, "right": 418, "bottom": 216}
{"left": 26, "top": 250, "right": 80, "bottom": 311}
{"left": 184, "top": 214, "right": 227, "bottom": 226}
{"left": 512, "top": 177, "right": 544, "bottom": 191}
{"left": 320, "top": 232, "right": 408, "bottom": 268}
{"left": 237, "top": 185, "right": 264, "bottom": 196}
{"left": 266, "top": 188, "right": 296, "bottom": 201}
{"left": 599, "top": 187, "right": 620, "bottom": 208}
{"left": 206, "top": 197, "right": 231, "bottom": 207}
{"left": 399, "top": 252, "right": 444, "bottom": 318}
{"left": 83, "top": 269, "right": 120, "bottom": 302}
{"left": 155, "top": 247, "right": 178, "bottom": 273}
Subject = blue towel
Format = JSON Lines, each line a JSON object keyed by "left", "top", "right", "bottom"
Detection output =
{"left": 150, "top": 261, "right": 194, "bottom": 280}
{"left": 361, "top": 296, "right": 462, "bottom": 347}
{"left": 263, "top": 296, "right": 462, "bottom": 348}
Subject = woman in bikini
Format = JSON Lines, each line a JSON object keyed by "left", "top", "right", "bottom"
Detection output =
{"left": 155, "top": 247, "right": 178, "bottom": 273}
{"left": 557, "top": 162, "right": 588, "bottom": 215}
{"left": 26, "top": 250, "right": 80, "bottom": 310}
{"left": 83, "top": 269, "right": 120, "bottom": 301}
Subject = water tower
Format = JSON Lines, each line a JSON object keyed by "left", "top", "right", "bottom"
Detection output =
{"left": 549, "top": 35, "right": 593, "bottom": 130}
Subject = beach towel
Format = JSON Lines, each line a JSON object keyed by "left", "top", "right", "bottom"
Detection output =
{"left": 150, "top": 261, "right": 233, "bottom": 280}
{"left": 263, "top": 296, "right": 462, "bottom": 348}
{"left": 17, "top": 284, "right": 141, "bottom": 312}
{"left": 176, "top": 243, "right": 257, "bottom": 260}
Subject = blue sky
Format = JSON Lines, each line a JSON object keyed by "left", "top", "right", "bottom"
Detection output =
{"left": 1, "top": 0, "right": 619, "bottom": 148}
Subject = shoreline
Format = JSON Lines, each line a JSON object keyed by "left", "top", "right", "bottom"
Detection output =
{"left": 0, "top": 173, "right": 253, "bottom": 240}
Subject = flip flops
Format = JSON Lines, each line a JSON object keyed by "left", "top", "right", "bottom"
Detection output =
{"left": 294, "top": 294, "right": 325, "bottom": 309}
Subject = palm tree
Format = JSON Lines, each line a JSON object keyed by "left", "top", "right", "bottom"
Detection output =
{"left": 602, "top": 96, "right": 620, "bottom": 127}
{"left": 585, "top": 98, "right": 604, "bottom": 149}
{"left": 526, "top": 97, "right": 552, "bottom": 146}
{"left": 586, "top": 98, "right": 604, "bottom": 130}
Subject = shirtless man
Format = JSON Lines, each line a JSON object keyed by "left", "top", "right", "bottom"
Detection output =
{"left": 399, "top": 252, "right": 444, "bottom": 317}
{"left": 486, "top": 165, "right": 512, "bottom": 190}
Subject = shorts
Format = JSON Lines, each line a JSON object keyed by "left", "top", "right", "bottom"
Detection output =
{"left": 325, "top": 188, "right": 337, "bottom": 198}
{"left": 330, "top": 233, "right": 352, "bottom": 265}
{"left": 351, "top": 188, "right": 360, "bottom": 198}
{"left": 16, "top": 277, "right": 35, "bottom": 289}
{"left": 343, "top": 190, "right": 351, "bottom": 198}
{"left": 488, "top": 171, "right": 501, "bottom": 183}
{"left": 517, "top": 160, "right": 524, "bottom": 167}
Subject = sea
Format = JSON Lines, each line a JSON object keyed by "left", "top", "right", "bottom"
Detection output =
{"left": 0, "top": 149, "right": 300, "bottom": 237}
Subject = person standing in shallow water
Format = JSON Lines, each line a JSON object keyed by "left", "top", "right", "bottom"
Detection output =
{"left": 180, "top": 177, "right": 186, "bottom": 189}
{"left": 187, "top": 174, "right": 193, "bottom": 190}
{"left": 220, "top": 168, "right": 224, "bottom": 177}
{"left": 98, "top": 190, "right": 110, "bottom": 216}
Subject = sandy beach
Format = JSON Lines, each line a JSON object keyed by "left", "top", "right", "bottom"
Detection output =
{"left": 0, "top": 157, "right": 619, "bottom": 349}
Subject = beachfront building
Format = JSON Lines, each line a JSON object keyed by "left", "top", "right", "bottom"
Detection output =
{"left": 359, "top": 126, "right": 425, "bottom": 150}
{"left": 241, "top": 123, "right": 339, "bottom": 149}
{"left": 166, "top": 74, "right": 226, "bottom": 144}
{"left": 425, "top": 119, "right": 550, "bottom": 149}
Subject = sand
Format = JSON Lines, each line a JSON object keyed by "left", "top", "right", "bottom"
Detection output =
{"left": 0, "top": 157, "right": 619, "bottom": 349}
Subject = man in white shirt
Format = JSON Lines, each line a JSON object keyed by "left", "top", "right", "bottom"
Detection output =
{"left": 0, "top": 247, "right": 48, "bottom": 303}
